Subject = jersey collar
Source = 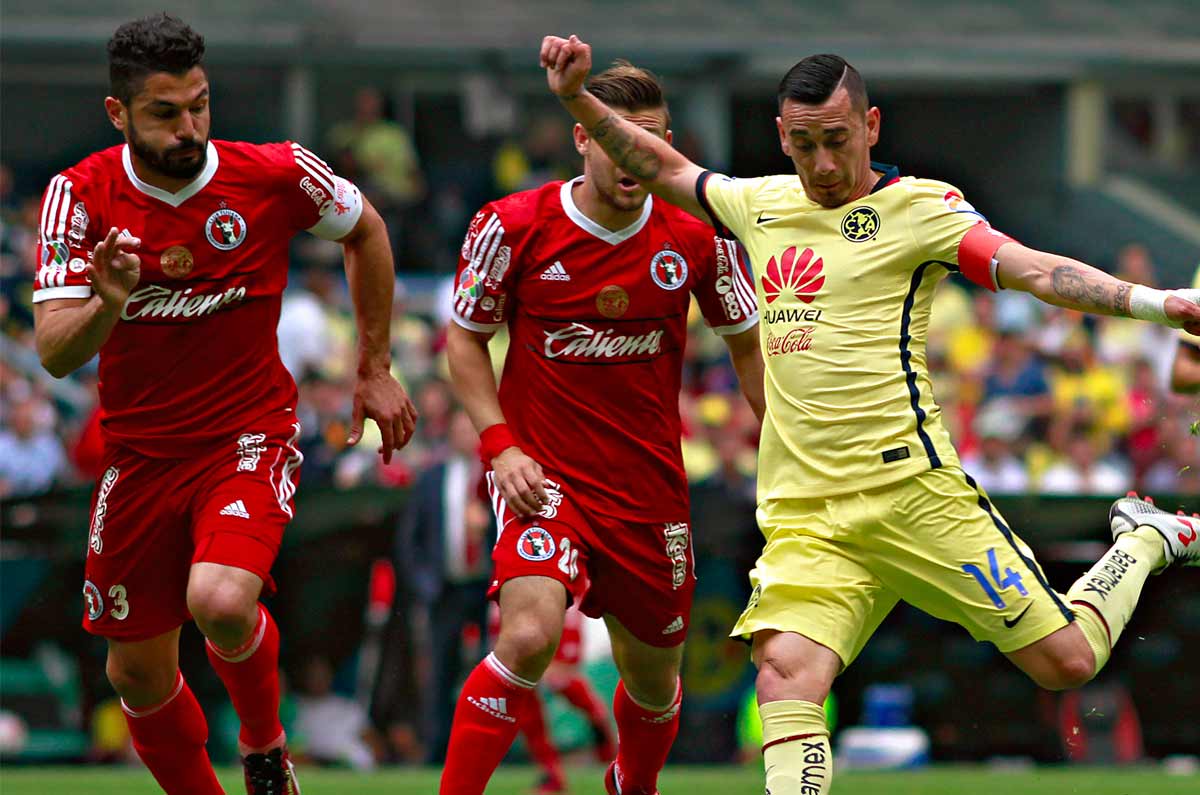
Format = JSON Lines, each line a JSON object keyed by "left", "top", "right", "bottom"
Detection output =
{"left": 122, "top": 141, "right": 219, "bottom": 208}
{"left": 559, "top": 176, "right": 653, "bottom": 245}
{"left": 869, "top": 161, "right": 900, "bottom": 194}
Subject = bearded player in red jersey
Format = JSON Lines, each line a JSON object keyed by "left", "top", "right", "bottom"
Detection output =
{"left": 442, "top": 62, "right": 765, "bottom": 795}
{"left": 32, "top": 14, "right": 416, "bottom": 795}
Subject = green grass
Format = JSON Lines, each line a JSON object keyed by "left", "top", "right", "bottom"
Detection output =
{"left": 0, "top": 765, "right": 1195, "bottom": 794}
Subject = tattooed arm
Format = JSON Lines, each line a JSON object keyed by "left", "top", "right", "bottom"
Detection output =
{"left": 541, "top": 34, "right": 708, "bottom": 221}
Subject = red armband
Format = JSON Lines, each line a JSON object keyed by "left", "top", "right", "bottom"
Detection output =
{"left": 479, "top": 423, "right": 517, "bottom": 464}
{"left": 958, "top": 222, "right": 1016, "bottom": 292}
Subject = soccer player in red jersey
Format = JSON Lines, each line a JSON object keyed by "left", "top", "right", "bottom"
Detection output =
{"left": 31, "top": 14, "right": 416, "bottom": 795}
{"left": 442, "top": 62, "right": 765, "bottom": 795}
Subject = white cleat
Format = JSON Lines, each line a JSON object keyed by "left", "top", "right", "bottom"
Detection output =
{"left": 1109, "top": 492, "right": 1200, "bottom": 571}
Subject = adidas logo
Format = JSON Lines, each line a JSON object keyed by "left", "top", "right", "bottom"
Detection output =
{"left": 468, "top": 695, "right": 515, "bottom": 722}
{"left": 219, "top": 500, "right": 250, "bottom": 519}
{"left": 540, "top": 261, "right": 571, "bottom": 281}
{"left": 661, "top": 616, "right": 684, "bottom": 634}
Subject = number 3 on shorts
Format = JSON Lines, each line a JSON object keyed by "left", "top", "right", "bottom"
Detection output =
{"left": 557, "top": 539, "right": 579, "bottom": 581}
{"left": 108, "top": 584, "right": 130, "bottom": 620}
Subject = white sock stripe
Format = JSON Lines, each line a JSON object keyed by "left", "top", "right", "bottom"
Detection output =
{"left": 121, "top": 671, "right": 185, "bottom": 718}
{"left": 484, "top": 652, "right": 536, "bottom": 689}
{"left": 624, "top": 678, "right": 681, "bottom": 713}
{"left": 207, "top": 605, "right": 268, "bottom": 663}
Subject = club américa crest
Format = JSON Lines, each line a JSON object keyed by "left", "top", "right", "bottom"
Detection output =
{"left": 650, "top": 246, "right": 688, "bottom": 291}
{"left": 516, "top": 527, "right": 556, "bottom": 562}
{"left": 205, "top": 208, "right": 247, "bottom": 251}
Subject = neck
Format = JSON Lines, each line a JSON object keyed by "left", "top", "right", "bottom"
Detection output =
{"left": 572, "top": 179, "right": 644, "bottom": 232}
{"left": 128, "top": 147, "right": 201, "bottom": 194}
{"left": 847, "top": 166, "right": 883, "bottom": 203}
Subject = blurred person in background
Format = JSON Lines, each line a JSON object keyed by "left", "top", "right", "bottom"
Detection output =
{"left": 30, "top": 14, "right": 415, "bottom": 794}
{"left": 1170, "top": 264, "right": 1200, "bottom": 393}
{"left": 1095, "top": 244, "right": 1175, "bottom": 377}
{"left": 544, "top": 35, "right": 1200, "bottom": 795}
{"left": 981, "top": 329, "right": 1053, "bottom": 437}
{"left": 442, "top": 60, "right": 763, "bottom": 795}
{"left": 959, "top": 401, "right": 1029, "bottom": 496}
{"left": 0, "top": 397, "right": 67, "bottom": 498}
{"left": 1038, "top": 422, "right": 1131, "bottom": 496}
{"left": 292, "top": 656, "right": 377, "bottom": 771}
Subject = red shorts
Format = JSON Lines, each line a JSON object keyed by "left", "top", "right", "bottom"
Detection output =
{"left": 82, "top": 413, "right": 303, "bottom": 641}
{"left": 486, "top": 472, "right": 694, "bottom": 648}
{"left": 488, "top": 601, "right": 585, "bottom": 666}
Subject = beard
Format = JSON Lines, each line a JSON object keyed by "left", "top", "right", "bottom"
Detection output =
{"left": 127, "top": 117, "right": 208, "bottom": 180}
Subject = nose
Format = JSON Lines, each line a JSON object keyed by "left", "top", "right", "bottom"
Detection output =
{"left": 814, "top": 147, "right": 837, "bottom": 175}
{"left": 176, "top": 112, "right": 197, "bottom": 141}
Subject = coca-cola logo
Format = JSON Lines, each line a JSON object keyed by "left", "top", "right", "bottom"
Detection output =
{"left": 542, "top": 322, "right": 665, "bottom": 362}
{"left": 765, "top": 326, "right": 814, "bottom": 357}
{"left": 762, "top": 246, "right": 824, "bottom": 305}
{"left": 121, "top": 284, "right": 247, "bottom": 321}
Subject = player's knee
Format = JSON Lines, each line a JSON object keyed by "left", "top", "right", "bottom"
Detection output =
{"left": 106, "top": 655, "right": 175, "bottom": 704}
{"left": 498, "top": 616, "right": 561, "bottom": 670}
{"left": 755, "top": 651, "right": 830, "bottom": 703}
{"left": 187, "top": 581, "right": 256, "bottom": 643}
{"left": 1037, "top": 653, "right": 1095, "bottom": 691}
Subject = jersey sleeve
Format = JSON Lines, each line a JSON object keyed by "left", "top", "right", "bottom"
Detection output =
{"left": 273, "top": 142, "right": 365, "bottom": 241}
{"left": 908, "top": 181, "right": 1016, "bottom": 292}
{"left": 33, "top": 173, "right": 97, "bottom": 303}
{"left": 695, "top": 171, "right": 760, "bottom": 240}
{"left": 450, "top": 204, "right": 519, "bottom": 332}
{"left": 692, "top": 236, "right": 758, "bottom": 335}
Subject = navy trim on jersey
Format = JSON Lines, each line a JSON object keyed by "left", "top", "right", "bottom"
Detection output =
{"left": 900, "top": 260, "right": 946, "bottom": 467}
{"left": 870, "top": 162, "right": 900, "bottom": 194}
{"left": 1183, "top": 340, "right": 1200, "bottom": 353}
{"left": 962, "top": 471, "right": 1075, "bottom": 625}
{"left": 695, "top": 171, "right": 733, "bottom": 238}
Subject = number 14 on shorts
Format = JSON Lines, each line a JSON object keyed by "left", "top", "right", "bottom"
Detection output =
{"left": 963, "top": 548, "right": 1028, "bottom": 609}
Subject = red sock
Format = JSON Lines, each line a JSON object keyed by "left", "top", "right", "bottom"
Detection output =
{"left": 123, "top": 671, "right": 224, "bottom": 795}
{"left": 439, "top": 652, "right": 537, "bottom": 795}
{"left": 205, "top": 603, "right": 284, "bottom": 751}
{"left": 557, "top": 673, "right": 609, "bottom": 726}
{"left": 612, "top": 679, "right": 682, "bottom": 794}
{"left": 521, "top": 689, "right": 565, "bottom": 783}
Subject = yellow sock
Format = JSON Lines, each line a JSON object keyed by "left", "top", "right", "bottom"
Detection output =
{"left": 1065, "top": 527, "right": 1164, "bottom": 673}
{"left": 760, "top": 699, "right": 831, "bottom": 795}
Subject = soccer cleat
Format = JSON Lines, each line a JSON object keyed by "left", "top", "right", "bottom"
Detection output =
{"left": 1110, "top": 492, "right": 1200, "bottom": 571}
{"left": 604, "top": 762, "right": 659, "bottom": 795}
{"left": 242, "top": 746, "right": 301, "bottom": 795}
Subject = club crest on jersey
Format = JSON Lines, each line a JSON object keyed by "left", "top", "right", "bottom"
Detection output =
{"left": 83, "top": 580, "right": 104, "bottom": 621}
{"left": 650, "top": 247, "right": 688, "bottom": 291}
{"left": 841, "top": 206, "right": 880, "bottom": 242}
{"left": 516, "top": 527, "right": 556, "bottom": 562}
{"left": 160, "top": 245, "right": 194, "bottom": 279}
{"left": 596, "top": 285, "right": 630, "bottom": 318}
{"left": 205, "top": 209, "right": 247, "bottom": 251}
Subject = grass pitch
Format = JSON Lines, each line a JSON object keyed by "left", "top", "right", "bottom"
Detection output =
{"left": 0, "top": 765, "right": 1194, "bottom": 794}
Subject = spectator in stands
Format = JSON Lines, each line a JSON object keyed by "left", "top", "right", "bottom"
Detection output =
{"left": 960, "top": 401, "right": 1029, "bottom": 495}
{"left": 981, "top": 330, "right": 1053, "bottom": 435}
{"left": 277, "top": 265, "right": 337, "bottom": 380}
{"left": 1038, "top": 422, "right": 1131, "bottom": 496}
{"left": 0, "top": 397, "right": 67, "bottom": 497}
{"left": 293, "top": 656, "right": 378, "bottom": 770}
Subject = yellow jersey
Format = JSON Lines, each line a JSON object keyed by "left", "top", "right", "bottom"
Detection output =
{"left": 699, "top": 164, "right": 1014, "bottom": 500}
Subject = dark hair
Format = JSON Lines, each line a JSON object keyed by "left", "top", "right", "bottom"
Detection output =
{"left": 108, "top": 13, "right": 206, "bottom": 104}
{"left": 777, "top": 54, "right": 868, "bottom": 113}
{"left": 588, "top": 60, "right": 670, "bottom": 126}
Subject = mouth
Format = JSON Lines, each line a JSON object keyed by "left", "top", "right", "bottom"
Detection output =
{"left": 617, "top": 177, "right": 639, "bottom": 191}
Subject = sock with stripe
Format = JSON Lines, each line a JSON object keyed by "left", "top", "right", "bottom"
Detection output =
{"left": 123, "top": 671, "right": 224, "bottom": 795}
{"left": 760, "top": 699, "right": 832, "bottom": 795}
{"left": 520, "top": 689, "right": 566, "bottom": 787}
{"left": 439, "top": 652, "right": 537, "bottom": 795}
{"left": 611, "top": 679, "right": 682, "bottom": 794}
{"left": 205, "top": 603, "right": 285, "bottom": 751}
{"left": 1065, "top": 527, "right": 1164, "bottom": 675}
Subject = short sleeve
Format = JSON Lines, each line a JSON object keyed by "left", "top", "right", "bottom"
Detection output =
{"left": 696, "top": 171, "right": 758, "bottom": 241}
{"left": 450, "top": 206, "right": 516, "bottom": 332}
{"left": 278, "top": 142, "right": 364, "bottom": 241}
{"left": 693, "top": 236, "right": 758, "bottom": 335}
{"left": 33, "top": 173, "right": 96, "bottom": 303}
{"left": 909, "top": 182, "right": 1015, "bottom": 291}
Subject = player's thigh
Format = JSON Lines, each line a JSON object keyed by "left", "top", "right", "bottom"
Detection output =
{"left": 731, "top": 498, "right": 898, "bottom": 669}
{"left": 83, "top": 452, "right": 199, "bottom": 642}
{"left": 603, "top": 612, "right": 684, "bottom": 703}
{"left": 868, "top": 466, "right": 1072, "bottom": 653}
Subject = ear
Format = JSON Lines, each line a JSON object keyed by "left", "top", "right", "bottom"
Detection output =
{"left": 572, "top": 122, "right": 588, "bottom": 156}
{"left": 104, "top": 96, "right": 127, "bottom": 133}
{"left": 865, "top": 106, "right": 881, "bottom": 148}
{"left": 665, "top": 128, "right": 673, "bottom": 146}
{"left": 776, "top": 116, "right": 790, "bottom": 156}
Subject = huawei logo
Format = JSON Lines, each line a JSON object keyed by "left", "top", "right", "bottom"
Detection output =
{"left": 762, "top": 246, "right": 824, "bottom": 304}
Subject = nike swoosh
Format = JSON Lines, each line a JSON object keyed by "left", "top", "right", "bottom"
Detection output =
{"left": 1004, "top": 604, "right": 1033, "bottom": 629}
{"left": 757, "top": 211, "right": 779, "bottom": 224}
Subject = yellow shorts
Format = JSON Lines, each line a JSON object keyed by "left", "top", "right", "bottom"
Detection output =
{"left": 731, "top": 465, "right": 1073, "bottom": 665}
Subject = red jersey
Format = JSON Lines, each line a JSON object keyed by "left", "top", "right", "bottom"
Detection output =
{"left": 452, "top": 178, "right": 758, "bottom": 521}
{"left": 34, "top": 140, "right": 363, "bottom": 457}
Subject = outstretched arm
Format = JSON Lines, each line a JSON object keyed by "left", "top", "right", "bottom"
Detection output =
{"left": 994, "top": 242, "right": 1200, "bottom": 334}
{"left": 723, "top": 327, "right": 766, "bottom": 423}
{"left": 1171, "top": 341, "right": 1200, "bottom": 394}
{"left": 541, "top": 34, "right": 709, "bottom": 222}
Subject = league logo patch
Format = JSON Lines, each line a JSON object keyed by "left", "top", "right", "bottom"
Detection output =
{"left": 457, "top": 269, "right": 483, "bottom": 302}
{"left": 650, "top": 247, "right": 688, "bottom": 291}
{"left": 516, "top": 527, "right": 556, "bottom": 562}
{"left": 841, "top": 206, "right": 880, "bottom": 242}
{"left": 943, "top": 190, "right": 985, "bottom": 220}
{"left": 596, "top": 285, "right": 630, "bottom": 319}
{"left": 205, "top": 208, "right": 248, "bottom": 251}
{"left": 83, "top": 580, "right": 104, "bottom": 621}
{"left": 160, "top": 245, "right": 194, "bottom": 279}
{"left": 41, "top": 240, "right": 70, "bottom": 269}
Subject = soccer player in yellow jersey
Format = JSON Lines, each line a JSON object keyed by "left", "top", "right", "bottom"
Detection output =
{"left": 1170, "top": 265, "right": 1200, "bottom": 393}
{"left": 542, "top": 35, "right": 1200, "bottom": 794}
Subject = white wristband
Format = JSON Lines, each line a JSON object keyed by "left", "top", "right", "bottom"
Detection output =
{"left": 1128, "top": 284, "right": 1170, "bottom": 325}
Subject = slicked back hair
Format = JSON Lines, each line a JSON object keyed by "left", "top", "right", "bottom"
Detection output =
{"left": 108, "top": 13, "right": 206, "bottom": 105}
{"left": 587, "top": 60, "right": 671, "bottom": 127}
{"left": 777, "top": 54, "right": 868, "bottom": 114}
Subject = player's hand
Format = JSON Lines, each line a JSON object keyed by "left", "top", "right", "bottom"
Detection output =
{"left": 491, "top": 446, "right": 550, "bottom": 518}
{"left": 1165, "top": 290, "right": 1200, "bottom": 335}
{"left": 89, "top": 227, "right": 141, "bottom": 309}
{"left": 348, "top": 369, "right": 418, "bottom": 464}
{"left": 541, "top": 34, "right": 592, "bottom": 99}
